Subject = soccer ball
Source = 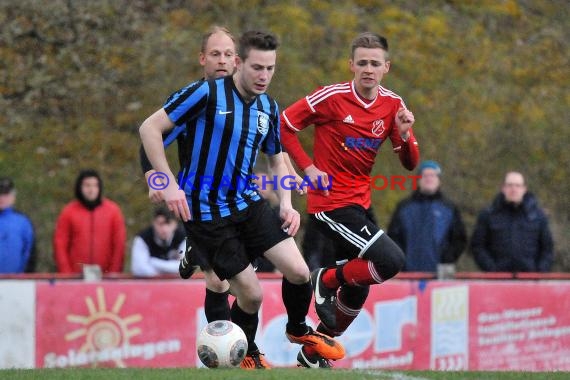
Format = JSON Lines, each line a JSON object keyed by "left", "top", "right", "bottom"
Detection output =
{"left": 196, "top": 320, "right": 248, "bottom": 368}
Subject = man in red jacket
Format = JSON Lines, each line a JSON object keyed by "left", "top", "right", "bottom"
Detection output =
{"left": 53, "top": 169, "right": 126, "bottom": 274}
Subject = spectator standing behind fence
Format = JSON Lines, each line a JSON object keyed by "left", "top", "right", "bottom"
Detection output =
{"left": 131, "top": 206, "right": 185, "bottom": 277}
{"left": 53, "top": 169, "right": 126, "bottom": 274}
{"left": 387, "top": 160, "right": 467, "bottom": 272}
{"left": 0, "top": 177, "right": 35, "bottom": 273}
{"left": 471, "top": 171, "right": 554, "bottom": 272}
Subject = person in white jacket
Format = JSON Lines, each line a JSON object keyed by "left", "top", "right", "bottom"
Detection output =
{"left": 131, "top": 206, "right": 185, "bottom": 277}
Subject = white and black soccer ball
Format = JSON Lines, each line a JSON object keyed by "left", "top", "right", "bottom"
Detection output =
{"left": 196, "top": 320, "right": 248, "bottom": 368}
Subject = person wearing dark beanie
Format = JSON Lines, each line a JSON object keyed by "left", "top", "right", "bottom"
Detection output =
{"left": 388, "top": 160, "right": 467, "bottom": 272}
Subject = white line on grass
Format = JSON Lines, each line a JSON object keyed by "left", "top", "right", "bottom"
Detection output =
{"left": 355, "top": 370, "right": 431, "bottom": 380}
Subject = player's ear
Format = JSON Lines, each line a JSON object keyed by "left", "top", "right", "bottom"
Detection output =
{"left": 199, "top": 52, "right": 206, "bottom": 66}
{"left": 384, "top": 60, "right": 391, "bottom": 73}
{"left": 349, "top": 59, "right": 355, "bottom": 74}
{"left": 235, "top": 55, "right": 243, "bottom": 70}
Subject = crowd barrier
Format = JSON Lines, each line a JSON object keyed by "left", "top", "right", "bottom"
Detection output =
{"left": 1, "top": 272, "right": 569, "bottom": 371}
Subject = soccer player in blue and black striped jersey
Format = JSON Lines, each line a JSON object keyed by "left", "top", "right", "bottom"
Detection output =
{"left": 140, "top": 26, "right": 237, "bottom": 330}
{"left": 140, "top": 30, "right": 345, "bottom": 368}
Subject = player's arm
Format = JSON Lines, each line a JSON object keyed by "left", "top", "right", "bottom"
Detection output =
{"left": 141, "top": 126, "right": 187, "bottom": 203}
{"left": 281, "top": 111, "right": 329, "bottom": 195}
{"left": 140, "top": 145, "right": 163, "bottom": 203}
{"left": 139, "top": 108, "right": 190, "bottom": 221}
{"left": 282, "top": 152, "right": 306, "bottom": 195}
{"left": 267, "top": 152, "right": 300, "bottom": 237}
{"left": 392, "top": 107, "right": 419, "bottom": 170}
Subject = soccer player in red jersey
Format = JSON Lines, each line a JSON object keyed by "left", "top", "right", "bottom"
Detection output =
{"left": 281, "top": 32, "right": 420, "bottom": 368}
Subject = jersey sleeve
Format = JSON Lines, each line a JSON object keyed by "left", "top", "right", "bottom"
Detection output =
{"left": 388, "top": 99, "right": 420, "bottom": 171}
{"left": 280, "top": 88, "right": 327, "bottom": 170}
{"left": 281, "top": 92, "right": 323, "bottom": 132}
{"left": 163, "top": 80, "right": 208, "bottom": 126}
{"left": 140, "top": 126, "right": 188, "bottom": 174}
{"left": 261, "top": 103, "right": 282, "bottom": 155}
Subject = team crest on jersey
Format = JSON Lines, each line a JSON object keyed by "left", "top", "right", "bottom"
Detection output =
{"left": 372, "top": 119, "right": 385, "bottom": 136}
{"left": 257, "top": 112, "right": 270, "bottom": 135}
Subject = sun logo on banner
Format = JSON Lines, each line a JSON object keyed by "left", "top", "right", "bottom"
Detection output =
{"left": 64, "top": 286, "right": 142, "bottom": 367}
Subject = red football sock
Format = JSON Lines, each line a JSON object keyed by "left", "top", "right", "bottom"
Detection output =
{"left": 322, "top": 268, "right": 341, "bottom": 289}
{"left": 322, "top": 258, "right": 382, "bottom": 288}
{"left": 312, "top": 298, "right": 362, "bottom": 338}
{"left": 340, "top": 258, "right": 382, "bottom": 286}
{"left": 333, "top": 296, "right": 361, "bottom": 335}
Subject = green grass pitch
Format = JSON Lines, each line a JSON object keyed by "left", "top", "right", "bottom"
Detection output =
{"left": 2, "top": 368, "right": 568, "bottom": 380}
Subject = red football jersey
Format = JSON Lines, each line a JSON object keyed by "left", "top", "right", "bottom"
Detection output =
{"left": 281, "top": 81, "right": 419, "bottom": 213}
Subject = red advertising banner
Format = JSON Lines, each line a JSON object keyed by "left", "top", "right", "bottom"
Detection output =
{"left": 36, "top": 281, "right": 203, "bottom": 368}
{"left": 34, "top": 279, "right": 570, "bottom": 370}
{"left": 468, "top": 281, "right": 570, "bottom": 371}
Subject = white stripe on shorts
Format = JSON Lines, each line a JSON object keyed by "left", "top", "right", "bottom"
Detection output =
{"left": 315, "top": 211, "right": 368, "bottom": 249}
{"left": 315, "top": 211, "right": 384, "bottom": 258}
{"left": 359, "top": 229, "right": 384, "bottom": 258}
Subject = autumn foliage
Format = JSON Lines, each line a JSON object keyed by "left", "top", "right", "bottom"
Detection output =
{"left": 1, "top": 1, "right": 568, "bottom": 272}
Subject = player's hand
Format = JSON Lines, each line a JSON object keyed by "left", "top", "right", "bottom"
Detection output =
{"left": 294, "top": 174, "right": 307, "bottom": 195}
{"left": 279, "top": 206, "right": 300, "bottom": 237}
{"left": 287, "top": 172, "right": 307, "bottom": 195}
{"left": 304, "top": 164, "right": 330, "bottom": 196}
{"left": 145, "top": 170, "right": 165, "bottom": 203}
{"left": 395, "top": 108, "right": 414, "bottom": 137}
{"left": 163, "top": 181, "right": 191, "bottom": 222}
{"left": 148, "top": 188, "right": 164, "bottom": 203}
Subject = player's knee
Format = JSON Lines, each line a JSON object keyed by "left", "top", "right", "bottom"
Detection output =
{"left": 246, "top": 296, "right": 263, "bottom": 312}
{"left": 366, "top": 234, "right": 405, "bottom": 280}
{"left": 281, "top": 260, "right": 310, "bottom": 285}
{"left": 240, "top": 289, "right": 263, "bottom": 312}
{"left": 284, "top": 268, "right": 310, "bottom": 285}
{"left": 204, "top": 270, "right": 230, "bottom": 293}
{"left": 375, "top": 255, "right": 404, "bottom": 280}
{"left": 374, "top": 247, "right": 405, "bottom": 280}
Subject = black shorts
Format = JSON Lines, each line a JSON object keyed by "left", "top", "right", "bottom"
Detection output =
{"left": 184, "top": 235, "right": 213, "bottom": 271}
{"left": 311, "top": 205, "right": 383, "bottom": 262}
{"left": 183, "top": 199, "right": 289, "bottom": 281}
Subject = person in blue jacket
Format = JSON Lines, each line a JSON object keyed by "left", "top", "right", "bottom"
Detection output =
{"left": 388, "top": 161, "right": 467, "bottom": 272}
{"left": 471, "top": 171, "right": 554, "bottom": 272}
{"left": 0, "top": 177, "right": 35, "bottom": 273}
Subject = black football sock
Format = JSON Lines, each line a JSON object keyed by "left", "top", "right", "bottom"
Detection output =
{"left": 204, "top": 289, "right": 231, "bottom": 322}
{"left": 230, "top": 300, "right": 259, "bottom": 354}
{"left": 282, "top": 278, "right": 312, "bottom": 336}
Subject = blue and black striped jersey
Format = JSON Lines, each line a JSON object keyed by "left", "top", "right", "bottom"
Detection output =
{"left": 139, "top": 80, "right": 205, "bottom": 175}
{"left": 164, "top": 76, "right": 281, "bottom": 221}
